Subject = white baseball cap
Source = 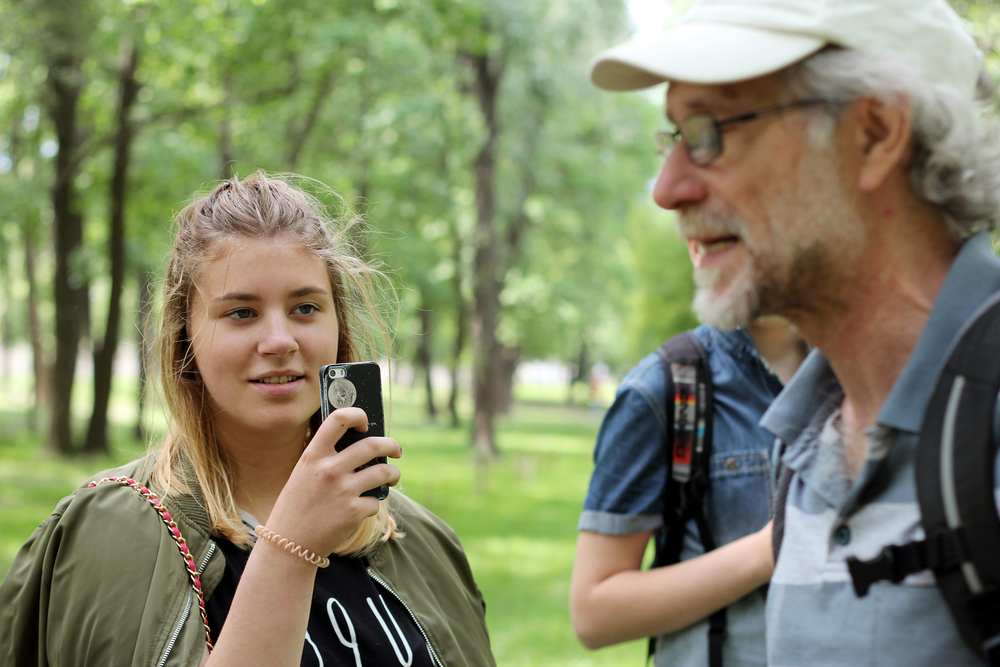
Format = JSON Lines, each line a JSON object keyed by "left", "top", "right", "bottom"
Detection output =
{"left": 589, "top": 0, "right": 983, "bottom": 99}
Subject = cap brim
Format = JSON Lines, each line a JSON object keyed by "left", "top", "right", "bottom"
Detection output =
{"left": 589, "top": 22, "right": 826, "bottom": 91}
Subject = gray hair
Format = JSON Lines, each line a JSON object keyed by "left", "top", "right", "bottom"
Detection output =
{"left": 785, "top": 47, "right": 1000, "bottom": 239}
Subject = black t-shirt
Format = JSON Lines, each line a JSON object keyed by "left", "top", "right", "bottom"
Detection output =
{"left": 206, "top": 536, "right": 438, "bottom": 667}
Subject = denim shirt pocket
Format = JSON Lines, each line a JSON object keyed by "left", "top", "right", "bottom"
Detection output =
{"left": 705, "top": 448, "right": 773, "bottom": 547}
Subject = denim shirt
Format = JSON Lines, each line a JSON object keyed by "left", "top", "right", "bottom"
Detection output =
{"left": 579, "top": 325, "right": 783, "bottom": 667}
{"left": 762, "top": 233, "right": 1000, "bottom": 667}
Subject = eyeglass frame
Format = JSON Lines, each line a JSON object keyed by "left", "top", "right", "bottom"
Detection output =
{"left": 656, "top": 98, "right": 831, "bottom": 167}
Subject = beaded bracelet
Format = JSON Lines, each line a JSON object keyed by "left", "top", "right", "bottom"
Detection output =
{"left": 254, "top": 525, "right": 331, "bottom": 568}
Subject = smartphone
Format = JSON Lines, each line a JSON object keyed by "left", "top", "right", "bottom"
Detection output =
{"left": 319, "top": 361, "right": 388, "bottom": 500}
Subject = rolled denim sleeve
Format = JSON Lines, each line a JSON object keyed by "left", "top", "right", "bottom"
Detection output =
{"left": 579, "top": 352, "right": 668, "bottom": 536}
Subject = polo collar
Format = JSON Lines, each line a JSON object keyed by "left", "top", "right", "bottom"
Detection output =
{"left": 760, "top": 347, "right": 837, "bottom": 446}
{"left": 879, "top": 232, "right": 1000, "bottom": 433}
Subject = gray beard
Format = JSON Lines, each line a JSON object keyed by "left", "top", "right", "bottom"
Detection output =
{"left": 692, "top": 258, "right": 758, "bottom": 330}
{"left": 676, "top": 207, "right": 759, "bottom": 330}
{"left": 680, "top": 147, "right": 864, "bottom": 330}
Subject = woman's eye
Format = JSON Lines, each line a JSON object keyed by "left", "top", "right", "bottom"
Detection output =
{"left": 227, "top": 308, "right": 254, "bottom": 320}
{"left": 294, "top": 303, "right": 319, "bottom": 316}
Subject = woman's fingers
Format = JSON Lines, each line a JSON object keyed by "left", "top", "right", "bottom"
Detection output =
{"left": 351, "top": 447, "right": 403, "bottom": 487}
{"left": 310, "top": 407, "right": 369, "bottom": 456}
{"left": 287, "top": 434, "right": 401, "bottom": 516}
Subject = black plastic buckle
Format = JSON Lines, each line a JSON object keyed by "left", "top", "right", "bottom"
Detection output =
{"left": 847, "top": 535, "right": 961, "bottom": 598}
{"left": 847, "top": 546, "right": 903, "bottom": 597}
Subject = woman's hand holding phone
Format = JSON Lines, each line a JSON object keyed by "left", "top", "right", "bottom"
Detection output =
{"left": 266, "top": 407, "right": 401, "bottom": 559}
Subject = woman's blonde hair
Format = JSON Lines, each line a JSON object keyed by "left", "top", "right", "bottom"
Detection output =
{"left": 151, "top": 171, "right": 399, "bottom": 554}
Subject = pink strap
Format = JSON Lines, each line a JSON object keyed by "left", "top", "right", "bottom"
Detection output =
{"left": 87, "top": 476, "right": 214, "bottom": 653}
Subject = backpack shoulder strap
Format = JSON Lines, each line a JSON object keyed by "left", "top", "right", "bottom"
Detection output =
{"left": 772, "top": 440, "right": 793, "bottom": 560}
{"left": 657, "top": 332, "right": 714, "bottom": 489}
{"left": 653, "top": 331, "right": 725, "bottom": 667}
{"left": 844, "top": 291, "right": 1000, "bottom": 664}
{"left": 915, "top": 291, "right": 1000, "bottom": 663}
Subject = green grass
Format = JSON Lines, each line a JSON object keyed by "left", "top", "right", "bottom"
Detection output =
{"left": 0, "top": 380, "right": 645, "bottom": 666}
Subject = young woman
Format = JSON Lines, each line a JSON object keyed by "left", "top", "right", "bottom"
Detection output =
{"left": 0, "top": 173, "right": 495, "bottom": 667}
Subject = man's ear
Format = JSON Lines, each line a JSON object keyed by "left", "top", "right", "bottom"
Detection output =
{"left": 850, "top": 94, "right": 913, "bottom": 193}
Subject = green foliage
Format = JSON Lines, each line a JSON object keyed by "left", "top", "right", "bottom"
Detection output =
{"left": 0, "top": 0, "right": 672, "bottom": 408}
{"left": 621, "top": 202, "right": 698, "bottom": 367}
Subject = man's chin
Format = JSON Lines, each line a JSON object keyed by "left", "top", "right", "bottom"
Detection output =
{"left": 692, "top": 283, "right": 757, "bottom": 331}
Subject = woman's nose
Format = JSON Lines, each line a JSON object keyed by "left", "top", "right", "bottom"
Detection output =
{"left": 257, "top": 315, "right": 298, "bottom": 358}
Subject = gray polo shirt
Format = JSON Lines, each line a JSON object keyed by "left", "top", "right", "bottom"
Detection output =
{"left": 762, "top": 232, "right": 1000, "bottom": 667}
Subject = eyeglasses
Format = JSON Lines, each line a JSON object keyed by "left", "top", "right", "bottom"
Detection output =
{"left": 656, "top": 99, "right": 829, "bottom": 167}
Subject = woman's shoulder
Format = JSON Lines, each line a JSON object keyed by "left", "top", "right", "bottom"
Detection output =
{"left": 20, "top": 457, "right": 154, "bottom": 531}
{"left": 16, "top": 453, "right": 212, "bottom": 575}
{"left": 36, "top": 457, "right": 173, "bottom": 552}
{"left": 374, "top": 489, "right": 471, "bottom": 572}
{"left": 0, "top": 455, "right": 214, "bottom": 667}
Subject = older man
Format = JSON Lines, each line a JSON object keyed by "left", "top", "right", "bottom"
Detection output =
{"left": 587, "top": 0, "right": 1000, "bottom": 665}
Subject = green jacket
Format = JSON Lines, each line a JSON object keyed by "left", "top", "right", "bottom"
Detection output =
{"left": 0, "top": 457, "right": 495, "bottom": 667}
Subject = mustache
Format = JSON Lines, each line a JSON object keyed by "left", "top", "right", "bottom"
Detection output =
{"left": 675, "top": 207, "right": 748, "bottom": 239}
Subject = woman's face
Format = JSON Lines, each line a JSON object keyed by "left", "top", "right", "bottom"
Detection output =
{"left": 187, "top": 237, "right": 339, "bottom": 444}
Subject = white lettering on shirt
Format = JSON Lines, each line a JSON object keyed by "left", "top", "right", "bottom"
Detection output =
{"left": 304, "top": 631, "right": 324, "bottom": 667}
{"left": 326, "top": 598, "right": 362, "bottom": 667}
{"left": 367, "top": 594, "right": 414, "bottom": 666}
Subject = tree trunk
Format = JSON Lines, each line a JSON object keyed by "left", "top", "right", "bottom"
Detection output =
{"left": 86, "top": 39, "right": 139, "bottom": 454}
{"left": 447, "top": 223, "right": 468, "bottom": 428}
{"left": 47, "top": 49, "right": 87, "bottom": 455}
{"left": 415, "top": 301, "right": 437, "bottom": 422}
{"left": 496, "top": 345, "right": 519, "bottom": 415}
{"left": 350, "top": 63, "right": 374, "bottom": 258}
{"left": 465, "top": 50, "right": 504, "bottom": 460}
{"left": 568, "top": 340, "right": 588, "bottom": 406}
{"left": 24, "top": 227, "right": 48, "bottom": 431}
{"left": 287, "top": 60, "right": 338, "bottom": 169}
{"left": 10, "top": 112, "right": 48, "bottom": 430}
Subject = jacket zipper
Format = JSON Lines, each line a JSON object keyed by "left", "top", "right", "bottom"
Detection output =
{"left": 367, "top": 568, "right": 444, "bottom": 667}
{"left": 157, "top": 596, "right": 193, "bottom": 667}
{"left": 158, "top": 542, "right": 217, "bottom": 667}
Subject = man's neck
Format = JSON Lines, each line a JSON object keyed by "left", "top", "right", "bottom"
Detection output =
{"left": 745, "top": 316, "right": 808, "bottom": 385}
{"left": 792, "top": 206, "right": 960, "bottom": 436}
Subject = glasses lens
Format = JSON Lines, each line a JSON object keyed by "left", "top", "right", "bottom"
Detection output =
{"left": 655, "top": 129, "right": 678, "bottom": 158}
{"left": 682, "top": 115, "right": 721, "bottom": 165}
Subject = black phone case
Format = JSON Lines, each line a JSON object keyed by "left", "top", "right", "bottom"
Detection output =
{"left": 319, "top": 362, "right": 388, "bottom": 500}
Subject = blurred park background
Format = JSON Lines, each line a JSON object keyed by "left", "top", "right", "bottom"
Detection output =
{"left": 2, "top": 0, "right": 1000, "bottom": 664}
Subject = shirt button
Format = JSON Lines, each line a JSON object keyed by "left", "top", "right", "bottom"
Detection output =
{"left": 834, "top": 524, "right": 851, "bottom": 546}
{"left": 725, "top": 458, "right": 740, "bottom": 471}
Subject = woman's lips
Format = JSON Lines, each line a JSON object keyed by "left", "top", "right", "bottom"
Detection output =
{"left": 250, "top": 375, "right": 305, "bottom": 397}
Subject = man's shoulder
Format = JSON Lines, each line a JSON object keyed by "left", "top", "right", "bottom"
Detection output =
{"left": 619, "top": 349, "right": 669, "bottom": 398}
{"left": 621, "top": 325, "right": 766, "bottom": 404}
{"left": 617, "top": 328, "right": 714, "bottom": 400}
